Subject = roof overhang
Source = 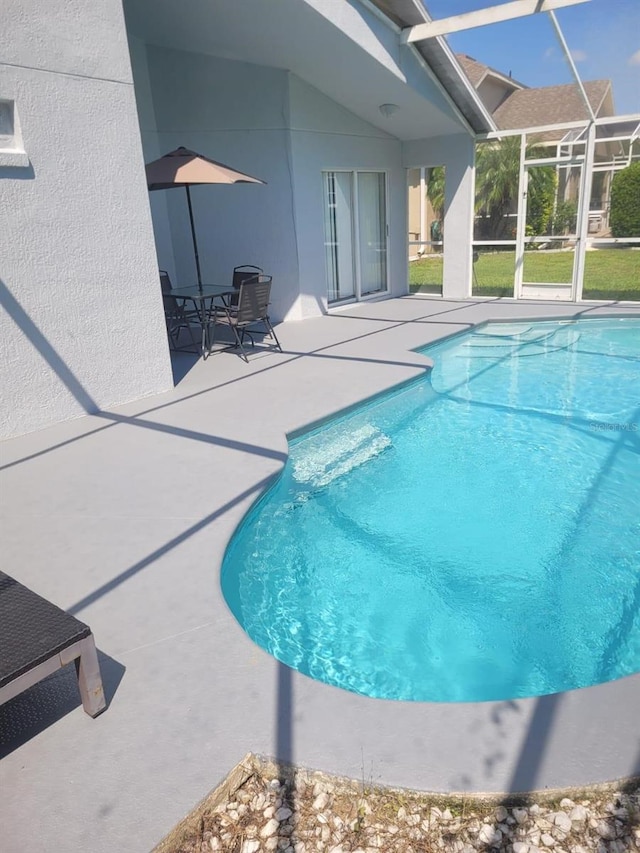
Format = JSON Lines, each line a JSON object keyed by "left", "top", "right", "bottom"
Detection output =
{"left": 367, "top": 0, "right": 496, "bottom": 135}
{"left": 124, "top": 0, "right": 495, "bottom": 140}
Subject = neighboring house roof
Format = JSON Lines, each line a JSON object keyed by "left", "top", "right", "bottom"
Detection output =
{"left": 368, "top": 0, "right": 496, "bottom": 134}
{"left": 453, "top": 51, "right": 615, "bottom": 136}
{"left": 493, "top": 79, "right": 613, "bottom": 130}
{"left": 456, "top": 54, "right": 487, "bottom": 87}
{"left": 456, "top": 54, "right": 526, "bottom": 91}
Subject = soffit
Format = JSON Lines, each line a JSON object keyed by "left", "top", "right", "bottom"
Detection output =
{"left": 124, "top": 0, "right": 483, "bottom": 140}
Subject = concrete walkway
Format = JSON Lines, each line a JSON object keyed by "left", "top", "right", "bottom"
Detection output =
{"left": 1, "top": 296, "right": 639, "bottom": 853}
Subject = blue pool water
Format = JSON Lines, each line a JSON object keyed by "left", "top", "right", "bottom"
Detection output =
{"left": 221, "top": 318, "right": 640, "bottom": 702}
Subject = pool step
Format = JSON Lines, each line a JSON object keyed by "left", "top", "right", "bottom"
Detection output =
{"left": 466, "top": 328, "right": 559, "bottom": 348}
{"left": 292, "top": 425, "right": 392, "bottom": 488}
{"left": 460, "top": 327, "right": 580, "bottom": 357}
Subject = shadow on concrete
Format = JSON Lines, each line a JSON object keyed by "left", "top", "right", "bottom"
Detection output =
{"left": 66, "top": 473, "right": 276, "bottom": 615}
{"left": 170, "top": 350, "right": 200, "bottom": 385}
{"left": 3, "top": 287, "right": 638, "bottom": 475}
{"left": 0, "top": 649, "right": 125, "bottom": 759}
{"left": 271, "top": 661, "right": 302, "bottom": 849}
{"left": 505, "top": 693, "right": 562, "bottom": 795}
{"left": 1, "top": 280, "right": 290, "bottom": 619}
{"left": 0, "top": 292, "right": 480, "bottom": 473}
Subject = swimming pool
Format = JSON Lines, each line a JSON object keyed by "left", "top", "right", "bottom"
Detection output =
{"left": 221, "top": 318, "right": 640, "bottom": 702}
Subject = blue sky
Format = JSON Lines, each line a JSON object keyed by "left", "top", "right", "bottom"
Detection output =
{"left": 423, "top": 0, "right": 640, "bottom": 115}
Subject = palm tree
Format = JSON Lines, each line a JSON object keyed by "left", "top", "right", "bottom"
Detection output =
{"left": 426, "top": 166, "right": 445, "bottom": 222}
{"left": 475, "top": 137, "right": 556, "bottom": 240}
{"left": 424, "top": 166, "right": 445, "bottom": 244}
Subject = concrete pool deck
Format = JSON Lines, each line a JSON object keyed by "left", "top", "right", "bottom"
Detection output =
{"left": 1, "top": 295, "right": 640, "bottom": 853}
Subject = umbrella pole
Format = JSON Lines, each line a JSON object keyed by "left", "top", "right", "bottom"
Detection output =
{"left": 185, "top": 185, "right": 203, "bottom": 292}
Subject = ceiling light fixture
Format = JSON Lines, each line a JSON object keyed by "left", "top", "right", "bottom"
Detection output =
{"left": 379, "top": 103, "right": 400, "bottom": 118}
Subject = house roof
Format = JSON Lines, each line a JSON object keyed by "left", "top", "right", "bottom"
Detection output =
{"left": 493, "top": 79, "right": 613, "bottom": 130}
{"left": 453, "top": 47, "right": 615, "bottom": 136}
{"left": 456, "top": 54, "right": 487, "bottom": 87}
{"left": 456, "top": 54, "right": 526, "bottom": 90}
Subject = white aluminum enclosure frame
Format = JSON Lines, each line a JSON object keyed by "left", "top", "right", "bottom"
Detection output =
{"left": 402, "top": 0, "right": 590, "bottom": 42}
{"left": 475, "top": 115, "right": 640, "bottom": 302}
{"left": 408, "top": 166, "right": 445, "bottom": 264}
{"left": 404, "top": 0, "right": 637, "bottom": 303}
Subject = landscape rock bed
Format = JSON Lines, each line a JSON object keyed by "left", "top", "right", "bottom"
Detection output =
{"left": 155, "top": 756, "right": 640, "bottom": 853}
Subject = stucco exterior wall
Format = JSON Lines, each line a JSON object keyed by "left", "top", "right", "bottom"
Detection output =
{"left": 0, "top": 0, "right": 172, "bottom": 439}
{"left": 137, "top": 46, "right": 300, "bottom": 322}
{"left": 288, "top": 75, "right": 406, "bottom": 316}
{"left": 131, "top": 48, "right": 413, "bottom": 321}
{"left": 128, "top": 36, "right": 177, "bottom": 284}
{"left": 403, "top": 134, "right": 476, "bottom": 299}
{"left": 125, "top": 4, "right": 478, "bottom": 320}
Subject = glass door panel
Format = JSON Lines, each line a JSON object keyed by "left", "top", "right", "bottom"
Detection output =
{"left": 357, "top": 172, "right": 387, "bottom": 296}
{"left": 323, "top": 172, "right": 355, "bottom": 303}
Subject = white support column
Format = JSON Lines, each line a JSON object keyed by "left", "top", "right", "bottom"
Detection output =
{"left": 574, "top": 122, "right": 596, "bottom": 301}
{"left": 403, "top": 134, "right": 476, "bottom": 299}
{"left": 442, "top": 138, "right": 475, "bottom": 299}
{"left": 419, "top": 167, "right": 426, "bottom": 249}
{"left": 514, "top": 134, "right": 528, "bottom": 298}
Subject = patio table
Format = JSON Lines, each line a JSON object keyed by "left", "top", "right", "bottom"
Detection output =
{"left": 170, "top": 284, "right": 235, "bottom": 357}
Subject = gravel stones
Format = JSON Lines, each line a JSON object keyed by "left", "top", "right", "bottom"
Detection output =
{"left": 260, "top": 819, "right": 279, "bottom": 838}
{"left": 162, "top": 761, "right": 639, "bottom": 853}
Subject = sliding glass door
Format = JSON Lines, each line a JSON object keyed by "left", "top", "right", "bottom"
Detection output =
{"left": 323, "top": 172, "right": 355, "bottom": 303}
{"left": 323, "top": 170, "right": 388, "bottom": 304}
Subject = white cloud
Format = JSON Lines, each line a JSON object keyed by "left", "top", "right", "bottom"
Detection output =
{"left": 629, "top": 49, "right": 640, "bottom": 66}
{"left": 570, "top": 49, "right": 587, "bottom": 63}
{"left": 544, "top": 47, "right": 556, "bottom": 59}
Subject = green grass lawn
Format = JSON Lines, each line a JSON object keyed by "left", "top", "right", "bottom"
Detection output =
{"left": 409, "top": 248, "right": 640, "bottom": 300}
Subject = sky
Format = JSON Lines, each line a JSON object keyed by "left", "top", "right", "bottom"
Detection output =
{"left": 423, "top": 0, "right": 640, "bottom": 115}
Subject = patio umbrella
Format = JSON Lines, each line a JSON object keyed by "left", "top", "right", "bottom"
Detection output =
{"left": 145, "top": 146, "right": 265, "bottom": 292}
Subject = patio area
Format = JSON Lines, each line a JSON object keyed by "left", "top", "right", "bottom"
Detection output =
{"left": 1, "top": 294, "right": 640, "bottom": 853}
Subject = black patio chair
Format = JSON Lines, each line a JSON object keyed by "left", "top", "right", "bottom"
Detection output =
{"left": 230, "top": 264, "right": 263, "bottom": 307}
{"left": 211, "top": 274, "right": 282, "bottom": 362}
{"left": 160, "top": 270, "right": 198, "bottom": 352}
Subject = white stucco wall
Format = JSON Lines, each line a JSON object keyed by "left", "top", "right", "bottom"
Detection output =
{"left": 288, "top": 75, "right": 407, "bottom": 316}
{"left": 403, "top": 134, "right": 476, "bottom": 299}
{"left": 125, "top": 6, "right": 478, "bottom": 320}
{"left": 136, "top": 46, "right": 300, "bottom": 322}
{"left": 128, "top": 36, "right": 177, "bottom": 284}
{"left": 130, "top": 43, "right": 410, "bottom": 321}
{"left": 0, "top": 0, "right": 172, "bottom": 439}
